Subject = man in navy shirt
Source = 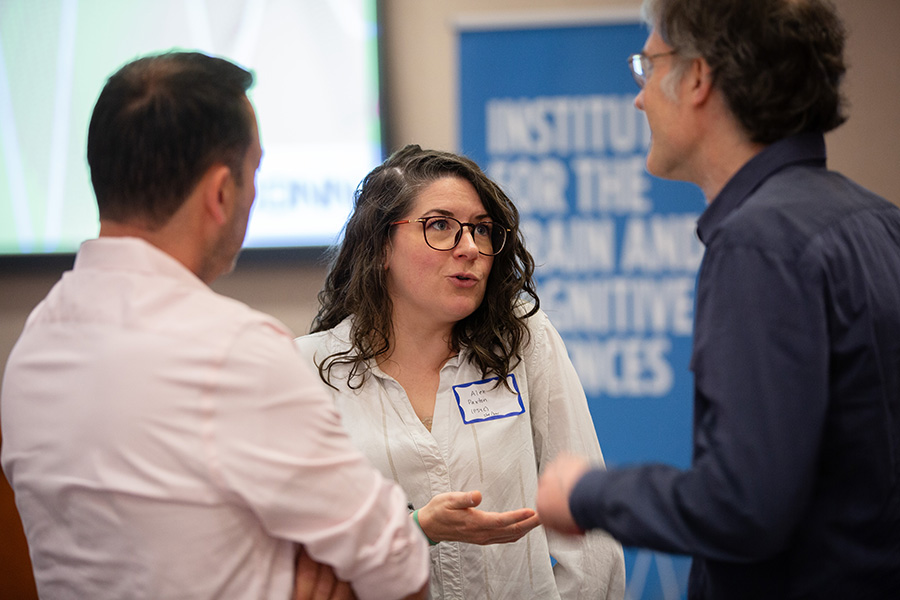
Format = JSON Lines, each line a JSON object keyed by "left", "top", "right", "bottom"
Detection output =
{"left": 537, "top": 0, "right": 900, "bottom": 598}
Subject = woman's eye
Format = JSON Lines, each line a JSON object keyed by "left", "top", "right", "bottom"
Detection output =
{"left": 428, "top": 218, "right": 451, "bottom": 231}
{"left": 474, "top": 223, "right": 492, "bottom": 237}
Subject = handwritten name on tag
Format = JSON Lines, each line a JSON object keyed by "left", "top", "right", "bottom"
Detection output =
{"left": 453, "top": 375, "right": 525, "bottom": 424}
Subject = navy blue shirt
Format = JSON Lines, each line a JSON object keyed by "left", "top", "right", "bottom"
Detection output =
{"left": 570, "top": 133, "right": 900, "bottom": 599}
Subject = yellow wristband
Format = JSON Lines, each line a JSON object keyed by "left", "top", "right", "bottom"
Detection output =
{"left": 412, "top": 509, "right": 438, "bottom": 546}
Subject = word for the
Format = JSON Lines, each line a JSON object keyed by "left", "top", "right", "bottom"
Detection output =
{"left": 488, "top": 156, "right": 652, "bottom": 215}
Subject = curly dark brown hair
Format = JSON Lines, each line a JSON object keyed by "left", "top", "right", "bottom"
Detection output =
{"left": 643, "top": 0, "right": 848, "bottom": 144}
{"left": 310, "top": 144, "right": 539, "bottom": 390}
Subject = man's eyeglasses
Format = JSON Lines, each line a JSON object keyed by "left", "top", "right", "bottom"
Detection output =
{"left": 390, "top": 216, "right": 509, "bottom": 256}
{"left": 627, "top": 50, "right": 677, "bottom": 88}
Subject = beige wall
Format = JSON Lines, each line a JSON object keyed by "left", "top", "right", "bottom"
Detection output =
{"left": 1, "top": 0, "right": 898, "bottom": 596}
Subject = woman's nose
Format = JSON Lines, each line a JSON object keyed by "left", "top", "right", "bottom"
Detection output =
{"left": 454, "top": 226, "right": 480, "bottom": 258}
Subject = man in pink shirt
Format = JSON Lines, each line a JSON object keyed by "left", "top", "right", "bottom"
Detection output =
{"left": 1, "top": 51, "right": 429, "bottom": 600}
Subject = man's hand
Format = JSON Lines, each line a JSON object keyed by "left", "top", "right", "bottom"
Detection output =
{"left": 536, "top": 453, "right": 591, "bottom": 535}
{"left": 293, "top": 546, "right": 355, "bottom": 600}
{"left": 416, "top": 490, "right": 540, "bottom": 545}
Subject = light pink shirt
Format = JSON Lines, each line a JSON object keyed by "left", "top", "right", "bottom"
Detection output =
{"left": 1, "top": 237, "right": 428, "bottom": 600}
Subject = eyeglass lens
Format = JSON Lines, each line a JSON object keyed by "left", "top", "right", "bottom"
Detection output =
{"left": 422, "top": 216, "right": 505, "bottom": 255}
{"left": 629, "top": 54, "right": 647, "bottom": 87}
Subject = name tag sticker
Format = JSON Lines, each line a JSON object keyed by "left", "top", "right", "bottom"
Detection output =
{"left": 453, "top": 375, "right": 524, "bottom": 424}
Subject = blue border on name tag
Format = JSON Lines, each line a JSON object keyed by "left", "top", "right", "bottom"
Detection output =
{"left": 453, "top": 374, "right": 525, "bottom": 424}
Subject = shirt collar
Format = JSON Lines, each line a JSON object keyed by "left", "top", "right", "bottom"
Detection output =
{"left": 328, "top": 317, "right": 464, "bottom": 384}
{"left": 369, "top": 349, "right": 463, "bottom": 382}
{"left": 696, "top": 132, "right": 827, "bottom": 246}
{"left": 74, "top": 236, "right": 208, "bottom": 291}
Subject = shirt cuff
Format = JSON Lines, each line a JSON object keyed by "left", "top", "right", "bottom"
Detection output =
{"left": 569, "top": 468, "right": 610, "bottom": 532}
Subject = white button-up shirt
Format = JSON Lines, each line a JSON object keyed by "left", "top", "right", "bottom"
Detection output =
{"left": 296, "top": 310, "right": 625, "bottom": 600}
{"left": 1, "top": 237, "right": 428, "bottom": 600}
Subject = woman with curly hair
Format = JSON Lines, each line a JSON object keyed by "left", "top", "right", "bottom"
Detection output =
{"left": 295, "top": 144, "right": 624, "bottom": 599}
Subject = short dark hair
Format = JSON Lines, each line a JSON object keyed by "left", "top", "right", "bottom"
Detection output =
{"left": 311, "top": 144, "right": 540, "bottom": 389}
{"left": 643, "top": 0, "right": 848, "bottom": 143}
{"left": 87, "top": 51, "right": 254, "bottom": 227}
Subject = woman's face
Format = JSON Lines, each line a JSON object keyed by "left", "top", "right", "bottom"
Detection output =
{"left": 384, "top": 176, "right": 495, "bottom": 332}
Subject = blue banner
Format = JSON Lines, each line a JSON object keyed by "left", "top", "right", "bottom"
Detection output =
{"left": 459, "top": 14, "right": 706, "bottom": 599}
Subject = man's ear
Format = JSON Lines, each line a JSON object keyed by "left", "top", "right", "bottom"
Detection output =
{"left": 688, "top": 57, "right": 715, "bottom": 106}
{"left": 200, "top": 164, "right": 233, "bottom": 226}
